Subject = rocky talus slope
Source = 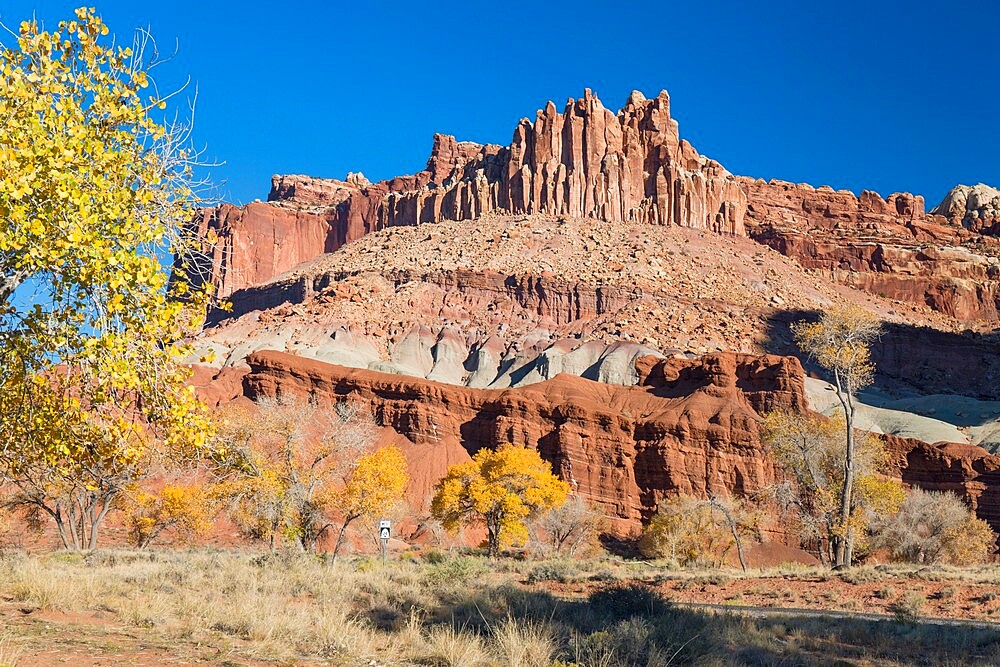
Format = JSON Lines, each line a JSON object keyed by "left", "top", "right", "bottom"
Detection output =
{"left": 187, "top": 87, "right": 1000, "bottom": 541}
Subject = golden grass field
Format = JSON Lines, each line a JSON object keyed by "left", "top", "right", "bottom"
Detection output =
{"left": 1, "top": 549, "right": 999, "bottom": 666}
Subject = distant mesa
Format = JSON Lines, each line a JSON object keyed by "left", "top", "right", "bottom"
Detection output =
{"left": 183, "top": 89, "right": 1000, "bottom": 538}
{"left": 184, "top": 87, "right": 1000, "bottom": 323}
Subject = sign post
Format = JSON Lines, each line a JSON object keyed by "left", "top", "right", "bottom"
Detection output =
{"left": 378, "top": 519, "right": 391, "bottom": 566}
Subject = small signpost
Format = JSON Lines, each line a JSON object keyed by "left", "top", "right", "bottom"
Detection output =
{"left": 378, "top": 519, "right": 391, "bottom": 565}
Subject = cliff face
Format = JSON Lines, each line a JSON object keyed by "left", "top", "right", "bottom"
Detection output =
{"left": 189, "top": 89, "right": 749, "bottom": 299}
{"left": 741, "top": 178, "right": 1000, "bottom": 321}
{"left": 186, "top": 88, "right": 1000, "bottom": 325}
{"left": 932, "top": 183, "right": 1000, "bottom": 235}
{"left": 239, "top": 350, "right": 804, "bottom": 532}
{"left": 222, "top": 350, "right": 1000, "bottom": 536}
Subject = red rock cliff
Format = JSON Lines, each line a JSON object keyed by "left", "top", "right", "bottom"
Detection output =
{"left": 186, "top": 88, "right": 1000, "bottom": 323}
{"left": 188, "top": 89, "right": 748, "bottom": 298}
{"left": 240, "top": 349, "right": 803, "bottom": 532}
{"left": 226, "top": 350, "right": 1000, "bottom": 537}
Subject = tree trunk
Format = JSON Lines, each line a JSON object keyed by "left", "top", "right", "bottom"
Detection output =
{"left": 87, "top": 499, "right": 114, "bottom": 551}
{"left": 833, "top": 370, "right": 856, "bottom": 568}
{"left": 53, "top": 510, "right": 73, "bottom": 551}
{"left": 332, "top": 517, "right": 354, "bottom": 561}
{"left": 711, "top": 498, "right": 748, "bottom": 573}
{"left": 486, "top": 519, "right": 500, "bottom": 559}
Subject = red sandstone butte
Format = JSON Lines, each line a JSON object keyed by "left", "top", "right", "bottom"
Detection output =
{"left": 183, "top": 89, "right": 1000, "bottom": 324}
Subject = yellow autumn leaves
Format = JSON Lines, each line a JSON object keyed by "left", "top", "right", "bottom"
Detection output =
{"left": 431, "top": 445, "right": 569, "bottom": 557}
{"left": 0, "top": 7, "right": 212, "bottom": 551}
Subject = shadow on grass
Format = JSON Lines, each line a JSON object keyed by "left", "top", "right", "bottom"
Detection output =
{"left": 425, "top": 581, "right": 1000, "bottom": 666}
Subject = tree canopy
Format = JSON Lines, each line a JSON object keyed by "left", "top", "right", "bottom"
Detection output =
{"left": 791, "top": 305, "right": 882, "bottom": 567}
{"left": 0, "top": 8, "right": 212, "bottom": 550}
{"left": 431, "top": 445, "right": 569, "bottom": 557}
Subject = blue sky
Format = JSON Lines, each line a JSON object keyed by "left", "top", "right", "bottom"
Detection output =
{"left": 10, "top": 1, "right": 1000, "bottom": 207}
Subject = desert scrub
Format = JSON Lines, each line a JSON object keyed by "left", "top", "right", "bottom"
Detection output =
{"left": 0, "top": 635, "right": 22, "bottom": 667}
{"left": 424, "top": 556, "right": 491, "bottom": 587}
{"left": 838, "top": 567, "right": 885, "bottom": 585}
{"left": 874, "top": 585, "right": 897, "bottom": 600}
{"left": 525, "top": 559, "right": 581, "bottom": 584}
{"left": 890, "top": 591, "right": 926, "bottom": 622}
{"left": 3, "top": 550, "right": 1000, "bottom": 665}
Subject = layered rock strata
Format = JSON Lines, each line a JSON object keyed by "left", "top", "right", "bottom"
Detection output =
{"left": 221, "top": 350, "right": 1000, "bottom": 536}
{"left": 239, "top": 350, "right": 803, "bottom": 531}
{"left": 188, "top": 89, "right": 749, "bottom": 299}
{"left": 186, "top": 89, "right": 1000, "bottom": 325}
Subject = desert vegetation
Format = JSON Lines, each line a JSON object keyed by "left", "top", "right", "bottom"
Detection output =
{"left": 1, "top": 6, "right": 999, "bottom": 667}
{"left": 2, "top": 550, "right": 1000, "bottom": 665}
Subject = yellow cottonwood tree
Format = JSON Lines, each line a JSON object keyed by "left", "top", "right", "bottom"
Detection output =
{"left": 791, "top": 305, "right": 881, "bottom": 567}
{"left": 124, "top": 482, "right": 214, "bottom": 549}
{"left": 762, "top": 410, "right": 904, "bottom": 566}
{"left": 0, "top": 8, "right": 212, "bottom": 550}
{"left": 210, "top": 397, "right": 382, "bottom": 552}
{"left": 431, "top": 445, "right": 569, "bottom": 558}
{"left": 329, "top": 445, "right": 409, "bottom": 559}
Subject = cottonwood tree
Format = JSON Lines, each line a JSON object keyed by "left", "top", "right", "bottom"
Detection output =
{"left": 123, "top": 481, "right": 214, "bottom": 549}
{"left": 328, "top": 445, "right": 409, "bottom": 559}
{"left": 431, "top": 444, "right": 569, "bottom": 558}
{"left": 0, "top": 9, "right": 213, "bottom": 549}
{"left": 210, "top": 396, "right": 384, "bottom": 552}
{"left": 535, "top": 494, "right": 602, "bottom": 557}
{"left": 639, "top": 494, "right": 760, "bottom": 569}
{"left": 792, "top": 305, "right": 881, "bottom": 567}
{"left": 762, "top": 410, "right": 904, "bottom": 566}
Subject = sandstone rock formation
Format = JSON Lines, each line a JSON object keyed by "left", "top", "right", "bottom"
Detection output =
{"left": 181, "top": 86, "right": 1000, "bottom": 546}
{"left": 202, "top": 350, "right": 1000, "bottom": 537}
{"left": 932, "top": 183, "right": 1000, "bottom": 235}
{"left": 188, "top": 89, "right": 750, "bottom": 298}
{"left": 238, "top": 350, "right": 803, "bottom": 532}
{"left": 741, "top": 178, "right": 1000, "bottom": 321}
{"left": 185, "top": 88, "right": 1000, "bottom": 327}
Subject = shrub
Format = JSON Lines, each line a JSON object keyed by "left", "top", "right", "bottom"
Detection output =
{"left": 638, "top": 495, "right": 732, "bottom": 566}
{"left": 534, "top": 495, "right": 602, "bottom": 557}
{"left": 871, "top": 488, "right": 997, "bottom": 565}
{"left": 941, "top": 516, "right": 996, "bottom": 566}
{"left": 890, "top": 591, "right": 926, "bottom": 622}
{"left": 525, "top": 560, "right": 580, "bottom": 584}
{"left": 422, "top": 549, "right": 448, "bottom": 565}
{"left": 424, "top": 557, "right": 489, "bottom": 586}
{"left": 587, "top": 585, "right": 671, "bottom": 622}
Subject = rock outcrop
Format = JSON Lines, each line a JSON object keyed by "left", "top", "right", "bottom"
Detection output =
{"left": 218, "top": 350, "right": 1000, "bottom": 536}
{"left": 189, "top": 89, "right": 749, "bottom": 298}
{"left": 740, "top": 178, "right": 1000, "bottom": 321}
{"left": 185, "top": 88, "right": 1000, "bottom": 326}
{"left": 932, "top": 183, "right": 1000, "bottom": 236}
{"left": 239, "top": 350, "right": 803, "bottom": 531}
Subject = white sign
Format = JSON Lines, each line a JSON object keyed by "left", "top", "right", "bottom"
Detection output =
{"left": 379, "top": 520, "right": 391, "bottom": 541}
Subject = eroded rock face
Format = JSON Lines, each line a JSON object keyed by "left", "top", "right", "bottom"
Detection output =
{"left": 186, "top": 87, "right": 1000, "bottom": 325}
{"left": 218, "top": 350, "right": 1000, "bottom": 536}
{"left": 189, "top": 89, "right": 748, "bottom": 298}
{"left": 741, "top": 178, "right": 1000, "bottom": 321}
{"left": 888, "top": 437, "right": 1000, "bottom": 534}
{"left": 932, "top": 183, "right": 1000, "bottom": 235}
{"left": 239, "top": 350, "right": 803, "bottom": 531}
{"left": 503, "top": 89, "right": 747, "bottom": 231}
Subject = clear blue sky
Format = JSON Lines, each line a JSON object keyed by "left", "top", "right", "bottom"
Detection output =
{"left": 11, "top": 1, "right": 1000, "bottom": 207}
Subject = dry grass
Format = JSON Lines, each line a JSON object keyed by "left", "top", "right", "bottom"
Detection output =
{"left": 0, "top": 549, "right": 998, "bottom": 665}
{"left": 0, "top": 635, "right": 22, "bottom": 667}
